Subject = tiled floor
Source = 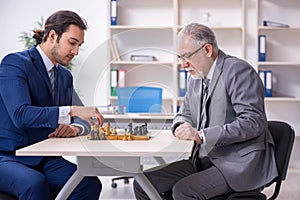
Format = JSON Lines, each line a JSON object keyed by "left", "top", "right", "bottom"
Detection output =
{"left": 99, "top": 168, "right": 300, "bottom": 200}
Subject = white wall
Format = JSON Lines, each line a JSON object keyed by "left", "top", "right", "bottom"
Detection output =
{"left": 0, "top": 0, "right": 109, "bottom": 106}
{"left": 0, "top": 0, "right": 257, "bottom": 106}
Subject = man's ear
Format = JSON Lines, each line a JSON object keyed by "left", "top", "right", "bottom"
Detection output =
{"left": 48, "top": 29, "right": 57, "bottom": 43}
{"left": 205, "top": 44, "right": 213, "bottom": 57}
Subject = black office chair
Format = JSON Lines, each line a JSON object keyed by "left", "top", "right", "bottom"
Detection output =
{"left": 211, "top": 120, "right": 295, "bottom": 200}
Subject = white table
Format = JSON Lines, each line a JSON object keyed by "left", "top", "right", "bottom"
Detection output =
{"left": 16, "top": 130, "right": 193, "bottom": 200}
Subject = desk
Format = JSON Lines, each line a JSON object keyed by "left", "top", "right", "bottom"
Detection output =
{"left": 102, "top": 113, "right": 174, "bottom": 130}
{"left": 16, "top": 130, "right": 193, "bottom": 200}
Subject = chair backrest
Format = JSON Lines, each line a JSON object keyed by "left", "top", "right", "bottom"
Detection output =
{"left": 117, "top": 86, "right": 162, "bottom": 113}
{"left": 267, "top": 121, "right": 295, "bottom": 200}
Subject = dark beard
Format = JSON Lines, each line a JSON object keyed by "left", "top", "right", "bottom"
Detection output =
{"left": 51, "top": 43, "right": 70, "bottom": 66}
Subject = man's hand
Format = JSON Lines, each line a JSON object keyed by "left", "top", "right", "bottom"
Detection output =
{"left": 70, "top": 106, "right": 104, "bottom": 126}
{"left": 174, "top": 122, "right": 202, "bottom": 144}
{"left": 48, "top": 124, "right": 78, "bottom": 138}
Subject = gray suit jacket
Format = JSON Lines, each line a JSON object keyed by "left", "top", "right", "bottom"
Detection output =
{"left": 172, "top": 50, "right": 278, "bottom": 191}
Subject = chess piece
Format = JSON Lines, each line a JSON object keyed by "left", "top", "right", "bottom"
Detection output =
{"left": 127, "top": 123, "right": 133, "bottom": 134}
{"left": 112, "top": 127, "right": 117, "bottom": 135}
{"left": 100, "top": 129, "right": 107, "bottom": 140}
{"left": 122, "top": 132, "right": 127, "bottom": 141}
{"left": 90, "top": 125, "right": 96, "bottom": 140}
{"left": 127, "top": 134, "right": 132, "bottom": 140}
{"left": 137, "top": 126, "right": 142, "bottom": 135}
{"left": 105, "top": 123, "right": 111, "bottom": 135}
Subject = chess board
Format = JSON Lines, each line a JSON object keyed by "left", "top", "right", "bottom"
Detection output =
{"left": 87, "top": 122, "right": 150, "bottom": 141}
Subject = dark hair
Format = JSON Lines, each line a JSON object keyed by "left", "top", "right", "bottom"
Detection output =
{"left": 33, "top": 10, "right": 87, "bottom": 45}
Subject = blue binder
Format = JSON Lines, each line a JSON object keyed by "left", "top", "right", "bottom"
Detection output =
{"left": 265, "top": 70, "right": 272, "bottom": 97}
{"left": 258, "top": 35, "right": 266, "bottom": 61}
{"left": 110, "top": 0, "right": 117, "bottom": 25}
{"left": 178, "top": 69, "right": 188, "bottom": 97}
{"left": 258, "top": 70, "right": 265, "bottom": 86}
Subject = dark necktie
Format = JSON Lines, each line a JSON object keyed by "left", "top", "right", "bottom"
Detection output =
{"left": 192, "top": 79, "right": 209, "bottom": 168}
{"left": 50, "top": 66, "right": 58, "bottom": 104}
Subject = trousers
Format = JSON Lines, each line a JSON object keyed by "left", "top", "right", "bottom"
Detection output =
{"left": 133, "top": 159, "right": 233, "bottom": 200}
{"left": 0, "top": 156, "right": 101, "bottom": 200}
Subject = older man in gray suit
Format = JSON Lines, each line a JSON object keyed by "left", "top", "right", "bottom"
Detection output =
{"left": 133, "top": 23, "right": 278, "bottom": 200}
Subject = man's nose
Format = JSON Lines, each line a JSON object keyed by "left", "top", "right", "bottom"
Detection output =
{"left": 182, "top": 61, "right": 190, "bottom": 69}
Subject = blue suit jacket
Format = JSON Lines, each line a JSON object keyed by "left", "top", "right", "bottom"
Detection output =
{"left": 0, "top": 46, "right": 74, "bottom": 165}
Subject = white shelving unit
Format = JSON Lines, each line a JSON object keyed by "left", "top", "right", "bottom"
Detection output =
{"left": 106, "top": 0, "right": 246, "bottom": 115}
{"left": 256, "top": 0, "right": 300, "bottom": 135}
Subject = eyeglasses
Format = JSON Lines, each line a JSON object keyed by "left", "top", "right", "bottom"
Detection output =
{"left": 177, "top": 43, "right": 209, "bottom": 62}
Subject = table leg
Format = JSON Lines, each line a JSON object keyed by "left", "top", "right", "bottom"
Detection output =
{"left": 134, "top": 173, "right": 162, "bottom": 200}
{"left": 55, "top": 170, "right": 84, "bottom": 200}
{"left": 153, "top": 156, "right": 166, "bottom": 165}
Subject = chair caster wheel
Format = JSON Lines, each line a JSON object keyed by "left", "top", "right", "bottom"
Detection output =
{"left": 111, "top": 182, "right": 117, "bottom": 188}
{"left": 124, "top": 178, "right": 129, "bottom": 184}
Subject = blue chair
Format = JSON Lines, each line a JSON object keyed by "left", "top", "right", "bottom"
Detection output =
{"left": 117, "top": 86, "right": 162, "bottom": 113}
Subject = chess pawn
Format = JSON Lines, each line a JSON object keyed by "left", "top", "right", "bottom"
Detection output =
{"left": 112, "top": 127, "right": 117, "bottom": 135}
{"left": 127, "top": 132, "right": 132, "bottom": 141}
{"left": 127, "top": 123, "right": 133, "bottom": 134}
{"left": 98, "top": 128, "right": 104, "bottom": 140}
{"left": 105, "top": 123, "right": 111, "bottom": 135}
{"left": 101, "top": 130, "right": 107, "bottom": 140}
{"left": 90, "top": 125, "right": 96, "bottom": 140}
{"left": 122, "top": 132, "right": 127, "bottom": 141}
{"left": 91, "top": 117, "right": 100, "bottom": 140}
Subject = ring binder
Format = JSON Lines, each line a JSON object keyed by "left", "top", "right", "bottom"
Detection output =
{"left": 110, "top": 0, "right": 117, "bottom": 25}
{"left": 110, "top": 69, "right": 118, "bottom": 96}
{"left": 265, "top": 70, "right": 272, "bottom": 97}
{"left": 258, "top": 35, "right": 266, "bottom": 62}
{"left": 179, "top": 69, "right": 188, "bottom": 97}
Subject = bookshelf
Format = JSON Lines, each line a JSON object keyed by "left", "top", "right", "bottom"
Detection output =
{"left": 107, "top": 0, "right": 246, "bottom": 115}
{"left": 256, "top": 0, "right": 300, "bottom": 135}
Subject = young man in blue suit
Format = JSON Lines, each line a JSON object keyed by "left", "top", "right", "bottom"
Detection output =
{"left": 0, "top": 10, "right": 103, "bottom": 199}
{"left": 134, "top": 23, "right": 278, "bottom": 199}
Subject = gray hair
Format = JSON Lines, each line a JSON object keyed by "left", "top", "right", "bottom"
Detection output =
{"left": 178, "top": 23, "right": 218, "bottom": 52}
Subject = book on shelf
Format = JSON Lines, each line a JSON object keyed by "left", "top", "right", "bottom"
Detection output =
{"left": 258, "top": 70, "right": 272, "bottom": 97}
{"left": 178, "top": 69, "right": 188, "bottom": 97}
{"left": 258, "top": 34, "right": 266, "bottom": 62}
{"left": 110, "top": 69, "right": 118, "bottom": 96}
{"left": 118, "top": 69, "right": 126, "bottom": 88}
{"left": 265, "top": 70, "right": 273, "bottom": 97}
{"left": 130, "top": 55, "right": 157, "bottom": 62}
{"left": 110, "top": 0, "right": 118, "bottom": 25}
{"left": 109, "top": 38, "right": 120, "bottom": 61}
{"left": 110, "top": 69, "right": 126, "bottom": 96}
{"left": 263, "top": 20, "right": 289, "bottom": 28}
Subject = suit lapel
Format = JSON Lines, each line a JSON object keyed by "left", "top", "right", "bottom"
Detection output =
{"left": 200, "top": 51, "right": 226, "bottom": 128}
{"left": 207, "top": 50, "right": 226, "bottom": 99}
{"left": 28, "top": 46, "right": 54, "bottom": 99}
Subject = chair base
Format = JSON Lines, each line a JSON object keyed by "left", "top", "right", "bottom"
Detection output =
{"left": 209, "top": 191, "right": 266, "bottom": 200}
{"left": 226, "top": 191, "right": 266, "bottom": 200}
{"left": 111, "top": 176, "right": 133, "bottom": 188}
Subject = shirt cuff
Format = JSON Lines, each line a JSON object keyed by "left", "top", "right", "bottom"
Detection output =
{"left": 199, "top": 129, "right": 206, "bottom": 145}
{"left": 58, "top": 106, "right": 71, "bottom": 124}
{"left": 70, "top": 123, "right": 85, "bottom": 135}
